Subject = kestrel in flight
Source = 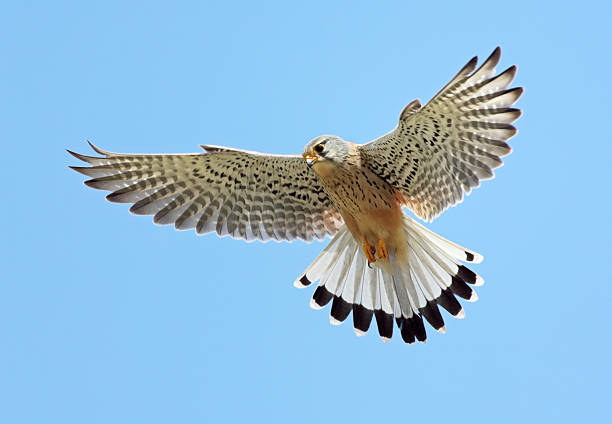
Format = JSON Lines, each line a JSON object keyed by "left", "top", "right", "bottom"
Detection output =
{"left": 69, "top": 47, "right": 522, "bottom": 344}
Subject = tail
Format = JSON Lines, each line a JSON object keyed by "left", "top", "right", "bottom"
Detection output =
{"left": 294, "top": 215, "right": 484, "bottom": 344}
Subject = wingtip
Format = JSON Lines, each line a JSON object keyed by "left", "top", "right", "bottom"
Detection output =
{"left": 485, "top": 46, "right": 502, "bottom": 67}
{"left": 87, "top": 139, "right": 111, "bottom": 156}
{"left": 465, "top": 55, "right": 478, "bottom": 72}
{"left": 83, "top": 179, "right": 101, "bottom": 189}
{"left": 66, "top": 149, "right": 101, "bottom": 164}
{"left": 69, "top": 165, "right": 93, "bottom": 176}
{"left": 492, "top": 46, "right": 502, "bottom": 59}
{"left": 66, "top": 149, "right": 86, "bottom": 161}
{"left": 105, "top": 191, "right": 131, "bottom": 203}
{"left": 514, "top": 107, "right": 523, "bottom": 120}
{"left": 68, "top": 140, "right": 116, "bottom": 162}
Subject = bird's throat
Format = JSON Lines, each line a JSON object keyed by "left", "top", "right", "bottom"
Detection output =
{"left": 311, "top": 160, "right": 338, "bottom": 178}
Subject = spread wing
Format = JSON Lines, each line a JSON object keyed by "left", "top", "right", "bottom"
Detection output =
{"left": 360, "top": 47, "right": 523, "bottom": 221}
{"left": 68, "top": 142, "right": 343, "bottom": 242}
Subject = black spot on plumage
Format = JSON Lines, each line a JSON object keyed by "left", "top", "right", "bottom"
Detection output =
{"left": 396, "top": 318, "right": 415, "bottom": 344}
{"left": 312, "top": 286, "right": 334, "bottom": 308}
{"left": 330, "top": 296, "right": 352, "bottom": 323}
{"left": 410, "top": 314, "right": 427, "bottom": 342}
{"left": 419, "top": 301, "right": 445, "bottom": 331}
{"left": 299, "top": 275, "right": 312, "bottom": 287}
{"left": 456, "top": 265, "right": 477, "bottom": 285}
{"left": 352, "top": 304, "right": 373, "bottom": 334}
{"left": 465, "top": 252, "right": 474, "bottom": 262}
{"left": 374, "top": 309, "right": 393, "bottom": 340}
{"left": 436, "top": 288, "right": 462, "bottom": 316}
{"left": 450, "top": 276, "right": 473, "bottom": 300}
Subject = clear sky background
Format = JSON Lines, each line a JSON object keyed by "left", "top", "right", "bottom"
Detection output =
{"left": 2, "top": 1, "right": 610, "bottom": 423}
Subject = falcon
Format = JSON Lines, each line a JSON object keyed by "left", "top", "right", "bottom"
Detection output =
{"left": 68, "top": 47, "right": 522, "bottom": 344}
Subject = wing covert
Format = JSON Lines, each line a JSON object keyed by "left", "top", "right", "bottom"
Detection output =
{"left": 68, "top": 142, "right": 343, "bottom": 242}
{"left": 361, "top": 47, "right": 523, "bottom": 221}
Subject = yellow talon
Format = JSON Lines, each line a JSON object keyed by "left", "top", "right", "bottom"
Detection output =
{"left": 362, "top": 241, "right": 376, "bottom": 264}
{"left": 377, "top": 239, "right": 389, "bottom": 260}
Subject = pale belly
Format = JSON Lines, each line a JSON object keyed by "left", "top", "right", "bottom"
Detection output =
{"left": 317, "top": 164, "right": 407, "bottom": 252}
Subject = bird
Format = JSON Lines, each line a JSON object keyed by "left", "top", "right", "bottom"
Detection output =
{"left": 68, "top": 47, "right": 522, "bottom": 344}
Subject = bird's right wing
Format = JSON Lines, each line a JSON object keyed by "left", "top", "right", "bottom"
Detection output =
{"left": 68, "top": 142, "right": 343, "bottom": 242}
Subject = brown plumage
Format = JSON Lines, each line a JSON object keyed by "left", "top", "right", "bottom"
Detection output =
{"left": 69, "top": 47, "right": 522, "bottom": 344}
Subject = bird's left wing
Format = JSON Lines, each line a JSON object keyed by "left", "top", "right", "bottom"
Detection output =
{"left": 360, "top": 47, "right": 523, "bottom": 221}
{"left": 68, "top": 142, "right": 343, "bottom": 242}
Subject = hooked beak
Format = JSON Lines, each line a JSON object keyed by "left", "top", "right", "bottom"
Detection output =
{"left": 304, "top": 154, "right": 317, "bottom": 168}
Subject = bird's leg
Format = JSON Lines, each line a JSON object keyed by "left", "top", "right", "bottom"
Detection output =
{"left": 362, "top": 241, "right": 376, "bottom": 265}
{"left": 377, "top": 239, "right": 389, "bottom": 260}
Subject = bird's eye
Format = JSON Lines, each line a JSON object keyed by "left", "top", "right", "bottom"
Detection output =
{"left": 313, "top": 144, "right": 325, "bottom": 154}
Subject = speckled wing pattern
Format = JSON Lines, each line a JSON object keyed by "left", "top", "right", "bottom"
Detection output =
{"left": 68, "top": 143, "right": 343, "bottom": 242}
{"left": 361, "top": 47, "right": 523, "bottom": 221}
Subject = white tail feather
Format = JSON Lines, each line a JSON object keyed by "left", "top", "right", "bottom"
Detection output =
{"left": 295, "top": 214, "right": 484, "bottom": 343}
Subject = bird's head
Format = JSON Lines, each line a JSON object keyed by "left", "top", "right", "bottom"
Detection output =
{"left": 302, "top": 135, "right": 350, "bottom": 175}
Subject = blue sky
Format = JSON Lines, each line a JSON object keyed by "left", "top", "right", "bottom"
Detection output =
{"left": 2, "top": 1, "right": 610, "bottom": 423}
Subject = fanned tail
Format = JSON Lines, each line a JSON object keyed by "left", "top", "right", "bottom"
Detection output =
{"left": 294, "top": 215, "right": 483, "bottom": 344}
